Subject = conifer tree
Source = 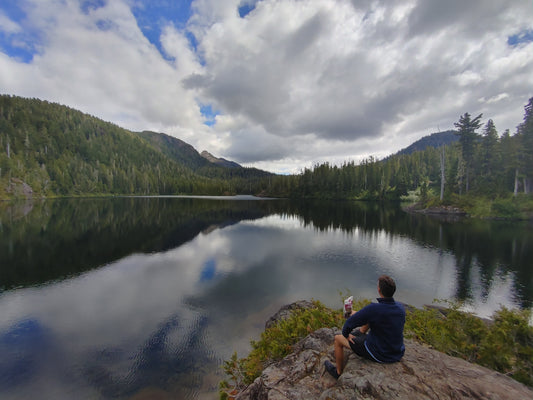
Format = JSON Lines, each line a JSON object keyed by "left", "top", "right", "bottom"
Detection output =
{"left": 518, "top": 97, "right": 533, "bottom": 193}
{"left": 454, "top": 112, "right": 482, "bottom": 193}
{"left": 500, "top": 129, "right": 519, "bottom": 195}
{"left": 478, "top": 119, "right": 500, "bottom": 193}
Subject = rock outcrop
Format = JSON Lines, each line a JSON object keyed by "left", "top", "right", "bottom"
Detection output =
{"left": 236, "top": 305, "right": 533, "bottom": 400}
{"left": 6, "top": 178, "right": 33, "bottom": 198}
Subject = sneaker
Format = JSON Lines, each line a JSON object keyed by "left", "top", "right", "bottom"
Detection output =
{"left": 324, "top": 360, "right": 340, "bottom": 379}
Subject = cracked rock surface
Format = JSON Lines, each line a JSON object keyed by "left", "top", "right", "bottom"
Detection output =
{"left": 236, "top": 306, "right": 533, "bottom": 400}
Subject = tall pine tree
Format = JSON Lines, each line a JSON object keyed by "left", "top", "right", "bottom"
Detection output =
{"left": 454, "top": 112, "right": 483, "bottom": 193}
{"left": 479, "top": 119, "right": 500, "bottom": 193}
{"left": 518, "top": 97, "right": 533, "bottom": 193}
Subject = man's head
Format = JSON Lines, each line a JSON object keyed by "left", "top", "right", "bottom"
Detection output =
{"left": 378, "top": 275, "right": 396, "bottom": 298}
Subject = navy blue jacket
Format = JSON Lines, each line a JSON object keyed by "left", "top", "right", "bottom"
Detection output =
{"left": 342, "top": 297, "right": 405, "bottom": 363}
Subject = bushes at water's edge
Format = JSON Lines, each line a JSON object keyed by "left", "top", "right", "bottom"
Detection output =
{"left": 462, "top": 194, "right": 533, "bottom": 219}
{"left": 406, "top": 303, "right": 533, "bottom": 387}
{"left": 219, "top": 300, "right": 533, "bottom": 399}
{"left": 410, "top": 193, "right": 533, "bottom": 219}
{"left": 220, "top": 302, "right": 348, "bottom": 392}
{"left": 219, "top": 300, "right": 358, "bottom": 399}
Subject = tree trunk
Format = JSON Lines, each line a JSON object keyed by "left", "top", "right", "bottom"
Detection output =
{"left": 514, "top": 168, "right": 519, "bottom": 196}
{"left": 465, "top": 167, "right": 469, "bottom": 193}
{"left": 440, "top": 148, "right": 445, "bottom": 201}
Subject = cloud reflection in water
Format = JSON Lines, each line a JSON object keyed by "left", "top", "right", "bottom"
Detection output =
{"left": 0, "top": 198, "right": 529, "bottom": 399}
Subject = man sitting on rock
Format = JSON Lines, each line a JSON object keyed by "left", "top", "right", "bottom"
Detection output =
{"left": 325, "top": 275, "right": 405, "bottom": 379}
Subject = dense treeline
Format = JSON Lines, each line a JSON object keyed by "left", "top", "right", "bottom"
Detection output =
{"left": 0, "top": 95, "right": 272, "bottom": 198}
{"left": 1, "top": 94, "right": 532, "bottom": 205}
{"left": 264, "top": 98, "right": 533, "bottom": 204}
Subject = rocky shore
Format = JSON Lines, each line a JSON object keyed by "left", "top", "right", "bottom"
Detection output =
{"left": 402, "top": 203, "right": 468, "bottom": 220}
{"left": 234, "top": 302, "right": 533, "bottom": 400}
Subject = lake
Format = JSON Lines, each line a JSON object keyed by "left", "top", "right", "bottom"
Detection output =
{"left": 0, "top": 197, "right": 532, "bottom": 399}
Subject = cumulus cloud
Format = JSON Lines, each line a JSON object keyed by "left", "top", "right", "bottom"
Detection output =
{"left": 0, "top": 0, "right": 210, "bottom": 140}
{"left": 0, "top": 0, "right": 532, "bottom": 173}
{"left": 0, "top": 10, "right": 21, "bottom": 34}
{"left": 186, "top": 0, "right": 533, "bottom": 170}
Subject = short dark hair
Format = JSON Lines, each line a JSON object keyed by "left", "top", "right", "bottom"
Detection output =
{"left": 378, "top": 275, "right": 396, "bottom": 297}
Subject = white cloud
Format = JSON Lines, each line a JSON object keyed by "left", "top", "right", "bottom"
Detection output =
{"left": 184, "top": 0, "right": 533, "bottom": 171}
{"left": 0, "top": 0, "right": 218, "bottom": 145}
{"left": 0, "top": 10, "right": 21, "bottom": 34}
{"left": 1, "top": 0, "right": 532, "bottom": 173}
{"left": 479, "top": 93, "right": 509, "bottom": 104}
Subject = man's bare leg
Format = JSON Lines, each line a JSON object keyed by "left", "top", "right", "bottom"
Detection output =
{"left": 334, "top": 334, "right": 352, "bottom": 375}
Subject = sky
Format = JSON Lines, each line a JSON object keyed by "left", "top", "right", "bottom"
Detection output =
{"left": 0, "top": 0, "right": 532, "bottom": 174}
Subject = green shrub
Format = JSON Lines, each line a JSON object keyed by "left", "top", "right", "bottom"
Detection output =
{"left": 404, "top": 303, "right": 487, "bottom": 362}
{"left": 221, "top": 300, "right": 533, "bottom": 399}
{"left": 477, "top": 307, "right": 533, "bottom": 385}
{"left": 491, "top": 198, "right": 522, "bottom": 219}
{"left": 445, "top": 193, "right": 533, "bottom": 219}
{"left": 405, "top": 303, "right": 533, "bottom": 386}
{"left": 400, "top": 189, "right": 419, "bottom": 203}
{"left": 424, "top": 196, "right": 442, "bottom": 208}
{"left": 219, "top": 299, "right": 367, "bottom": 398}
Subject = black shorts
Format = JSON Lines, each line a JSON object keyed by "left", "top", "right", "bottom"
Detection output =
{"left": 348, "top": 335, "right": 376, "bottom": 362}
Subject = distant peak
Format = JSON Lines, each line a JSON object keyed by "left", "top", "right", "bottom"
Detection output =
{"left": 200, "top": 150, "right": 217, "bottom": 162}
{"left": 201, "top": 151, "right": 242, "bottom": 168}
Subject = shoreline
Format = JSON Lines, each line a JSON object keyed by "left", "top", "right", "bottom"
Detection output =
{"left": 402, "top": 201, "right": 533, "bottom": 221}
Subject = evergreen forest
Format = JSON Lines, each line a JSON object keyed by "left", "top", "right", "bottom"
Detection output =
{"left": 1, "top": 94, "right": 532, "bottom": 217}
{"left": 268, "top": 100, "right": 533, "bottom": 201}
{"left": 0, "top": 95, "right": 271, "bottom": 197}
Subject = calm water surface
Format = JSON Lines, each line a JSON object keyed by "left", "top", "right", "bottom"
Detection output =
{"left": 0, "top": 197, "right": 532, "bottom": 399}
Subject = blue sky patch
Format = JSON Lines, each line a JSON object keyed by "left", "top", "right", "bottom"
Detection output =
{"left": 0, "top": 1, "right": 41, "bottom": 63}
{"left": 507, "top": 29, "right": 533, "bottom": 46}
{"left": 238, "top": 4, "right": 255, "bottom": 18}
{"left": 80, "top": 0, "right": 106, "bottom": 15}
{"left": 0, "top": 0, "right": 199, "bottom": 63}
{"left": 185, "top": 30, "right": 198, "bottom": 53}
{"left": 0, "top": 0, "right": 25, "bottom": 21}
{"left": 0, "top": 33, "right": 35, "bottom": 63}
{"left": 238, "top": 1, "right": 261, "bottom": 18}
{"left": 200, "top": 104, "right": 219, "bottom": 126}
{"left": 131, "top": 1, "right": 194, "bottom": 60}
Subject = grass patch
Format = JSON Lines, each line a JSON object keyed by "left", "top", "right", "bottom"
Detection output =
{"left": 220, "top": 300, "right": 533, "bottom": 399}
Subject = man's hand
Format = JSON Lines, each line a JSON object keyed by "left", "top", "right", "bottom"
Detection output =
{"left": 348, "top": 334, "right": 355, "bottom": 344}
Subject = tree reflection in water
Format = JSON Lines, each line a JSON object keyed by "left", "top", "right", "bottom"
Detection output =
{"left": 0, "top": 197, "right": 532, "bottom": 398}
{"left": 1, "top": 197, "right": 531, "bottom": 307}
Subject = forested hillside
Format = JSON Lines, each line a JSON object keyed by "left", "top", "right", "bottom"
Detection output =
{"left": 1, "top": 94, "right": 532, "bottom": 212}
{"left": 265, "top": 98, "right": 533, "bottom": 211}
{"left": 394, "top": 130, "right": 458, "bottom": 156}
{"left": 0, "top": 95, "right": 272, "bottom": 198}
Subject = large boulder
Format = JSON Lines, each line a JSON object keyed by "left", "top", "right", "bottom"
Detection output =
{"left": 236, "top": 312, "right": 533, "bottom": 399}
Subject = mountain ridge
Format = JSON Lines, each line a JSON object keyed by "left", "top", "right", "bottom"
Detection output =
{"left": 0, "top": 94, "right": 271, "bottom": 198}
{"left": 200, "top": 150, "right": 242, "bottom": 168}
{"left": 395, "top": 130, "right": 458, "bottom": 156}
{"left": 1, "top": 94, "right": 467, "bottom": 199}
